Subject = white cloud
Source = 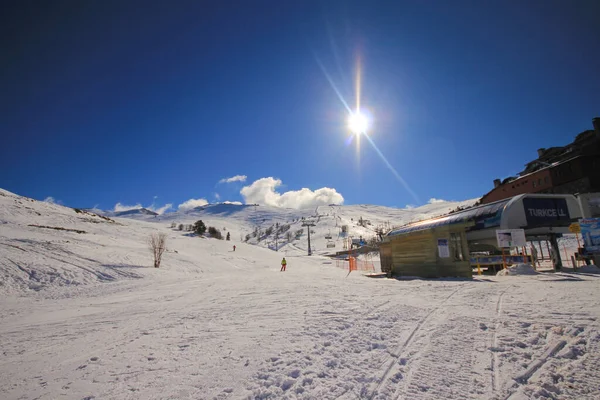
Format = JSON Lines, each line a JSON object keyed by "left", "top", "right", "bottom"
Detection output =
{"left": 240, "top": 177, "right": 344, "bottom": 209}
{"left": 214, "top": 193, "right": 221, "bottom": 200}
{"left": 222, "top": 201, "right": 243, "bottom": 205}
{"left": 219, "top": 175, "right": 247, "bottom": 184}
{"left": 148, "top": 203, "right": 173, "bottom": 215}
{"left": 114, "top": 202, "right": 172, "bottom": 215}
{"left": 428, "top": 198, "right": 448, "bottom": 204}
{"left": 44, "top": 196, "right": 62, "bottom": 205}
{"left": 114, "top": 202, "right": 143, "bottom": 212}
{"left": 178, "top": 198, "right": 209, "bottom": 211}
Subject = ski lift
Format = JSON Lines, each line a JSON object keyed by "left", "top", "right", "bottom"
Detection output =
{"left": 327, "top": 240, "right": 336, "bottom": 248}
{"left": 325, "top": 230, "right": 332, "bottom": 240}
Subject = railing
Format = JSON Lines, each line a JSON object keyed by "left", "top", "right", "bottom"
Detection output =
{"left": 335, "top": 257, "right": 375, "bottom": 272}
{"left": 470, "top": 255, "right": 531, "bottom": 266}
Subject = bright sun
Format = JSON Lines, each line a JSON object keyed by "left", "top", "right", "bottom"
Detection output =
{"left": 348, "top": 112, "right": 369, "bottom": 135}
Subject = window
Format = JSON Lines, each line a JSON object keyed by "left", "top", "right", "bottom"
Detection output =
{"left": 544, "top": 176, "right": 549, "bottom": 184}
{"left": 538, "top": 178, "right": 542, "bottom": 185}
{"left": 533, "top": 181, "right": 537, "bottom": 188}
{"left": 450, "top": 233, "right": 464, "bottom": 261}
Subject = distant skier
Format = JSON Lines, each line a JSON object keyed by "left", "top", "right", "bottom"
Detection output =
{"left": 280, "top": 257, "right": 287, "bottom": 272}
{"left": 233, "top": 245, "right": 236, "bottom": 252}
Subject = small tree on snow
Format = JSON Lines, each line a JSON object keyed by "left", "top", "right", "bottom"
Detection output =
{"left": 226, "top": 232, "right": 231, "bottom": 241}
{"left": 178, "top": 224, "right": 184, "bottom": 231}
{"left": 208, "top": 226, "right": 223, "bottom": 239}
{"left": 148, "top": 232, "right": 167, "bottom": 268}
{"left": 193, "top": 220, "right": 206, "bottom": 235}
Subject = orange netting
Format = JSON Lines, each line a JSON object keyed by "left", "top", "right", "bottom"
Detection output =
{"left": 335, "top": 256, "right": 375, "bottom": 272}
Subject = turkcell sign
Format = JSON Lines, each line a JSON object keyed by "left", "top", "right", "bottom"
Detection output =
{"left": 523, "top": 198, "right": 570, "bottom": 226}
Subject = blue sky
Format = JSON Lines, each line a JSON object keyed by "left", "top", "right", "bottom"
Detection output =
{"left": 2, "top": 0, "right": 599, "bottom": 212}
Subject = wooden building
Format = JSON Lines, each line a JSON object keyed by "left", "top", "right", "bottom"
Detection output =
{"left": 380, "top": 222, "right": 472, "bottom": 278}
{"left": 381, "top": 193, "right": 584, "bottom": 278}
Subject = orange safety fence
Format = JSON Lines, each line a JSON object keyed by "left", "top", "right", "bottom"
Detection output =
{"left": 335, "top": 256, "right": 375, "bottom": 272}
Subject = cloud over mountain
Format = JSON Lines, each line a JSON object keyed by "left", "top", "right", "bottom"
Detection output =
{"left": 240, "top": 177, "right": 344, "bottom": 209}
{"left": 178, "top": 198, "right": 209, "bottom": 211}
{"left": 114, "top": 202, "right": 172, "bottom": 215}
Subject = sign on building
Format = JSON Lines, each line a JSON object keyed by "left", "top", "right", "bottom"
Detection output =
{"left": 579, "top": 218, "right": 600, "bottom": 254}
{"left": 588, "top": 196, "right": 600, "bottom": 218}
{"left": 568, "top": 223, "right": 581, "bottom": 233}
{"left": 522, "top": 198, "right": 570, "bottom": 226}
{"left": 496, "top": 229, "right": 526, "bottom": 248}
{"left": 437, "top": 239, "right": 450, "bottom": 258}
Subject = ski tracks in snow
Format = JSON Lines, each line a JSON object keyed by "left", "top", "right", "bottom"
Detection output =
{"left": 365, "top": 284, "right": 464, "bottom": 399}
{"left": 491, "top": 285, "right": 512, "bottom": 395}
{"left": 487, "top": 279, "right": 600, "bottom": 400}
{"left": 501, "top": 320, "right": 600, "bottom": 399}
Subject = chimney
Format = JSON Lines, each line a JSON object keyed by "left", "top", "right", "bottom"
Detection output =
{"left": 593, "top": 117, "right": 600, "bottom": 139}
{"left": 537, "top": 148, "right": 546, "bottom": 157}
{"left": 493, "top": 178, "right": 501, "bottom": 188}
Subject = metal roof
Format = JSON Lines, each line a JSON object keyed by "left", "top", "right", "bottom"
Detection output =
{"left": 387, "top": 198, "right": 510, "bottom": 237}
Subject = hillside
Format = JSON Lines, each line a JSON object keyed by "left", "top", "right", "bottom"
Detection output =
{"left": 0, "top": 189, "right": 286, "bottom": 297}
{"left": 2, "top": 188, "right": 600, "bottom": 400}
{"left": 0, "top": 188, "right": 477, "bottom": 296}
{"left": 111, "top": 199, "right": 479, "bottom": 256}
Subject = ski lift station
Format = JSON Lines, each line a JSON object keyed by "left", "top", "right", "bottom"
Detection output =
{"left": 379, "top": 194, "right": 584, "bottom": 278}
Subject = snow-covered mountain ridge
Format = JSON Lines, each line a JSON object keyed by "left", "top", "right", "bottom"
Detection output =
{"left": 104, "top": 198, "right": 479, "bottom": 256}
{"left": 0, "top": 187, "right": 476, "bottom": 294}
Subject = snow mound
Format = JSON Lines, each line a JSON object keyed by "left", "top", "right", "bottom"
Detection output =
{"left": 496, "top": 263, "right": 539, "bottom": 276}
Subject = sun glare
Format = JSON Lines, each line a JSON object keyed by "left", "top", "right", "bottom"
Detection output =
{"left": 348, "top": 112, "right": 369, "bottom": 135}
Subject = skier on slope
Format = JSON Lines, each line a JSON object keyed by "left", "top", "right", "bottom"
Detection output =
{"left": 233, "top": 245, "right": 236, "bottom": 252}
{"left": 280, "top": 257, "right": 287, "bottom": 272}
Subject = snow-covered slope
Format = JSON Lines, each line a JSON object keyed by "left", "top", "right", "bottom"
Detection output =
{"left": 0, "top": 189, "right": 475, "bottom": 296}
{"left": 111, "top": 199, "right": 479, "bottom": 256}
{"left": 2, "top": 188, "right": 600, "bottom": 400}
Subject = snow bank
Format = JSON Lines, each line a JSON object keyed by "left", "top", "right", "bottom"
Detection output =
{"left": 496, "top": 263, "right": 539, "bottom": 276}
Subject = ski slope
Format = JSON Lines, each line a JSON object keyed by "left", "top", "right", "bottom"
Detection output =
{"left": 2, "top": 188, "right": 600, "bottom": 399}
{"left": 111, "top": 199, "right": 479, "bottom": 257}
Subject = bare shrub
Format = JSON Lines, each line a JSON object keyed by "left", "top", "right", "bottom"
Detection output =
{"left": 149, "top": 232, "right": 167, "bottom": 268}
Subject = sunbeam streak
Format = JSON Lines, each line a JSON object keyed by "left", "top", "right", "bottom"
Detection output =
{"left": 355, "top": 55, "right": 361, "bottom": 113}
{"left": 362, "top": 133, "right": 421, "bottom": 204}
{"left": 314, "top": 55, "right": 352, "bottom": 113}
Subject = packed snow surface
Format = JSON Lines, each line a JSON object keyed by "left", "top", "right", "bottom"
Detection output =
{"left": 2, "top": 189, "right": 600, "bottom": 399}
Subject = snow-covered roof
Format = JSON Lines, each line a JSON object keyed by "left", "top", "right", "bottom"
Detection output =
{"left": 388, "top": 193, "right": 584, "bottom": 238}
{"left": 387, "top": 199, "right": 509, "bottom": 237}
